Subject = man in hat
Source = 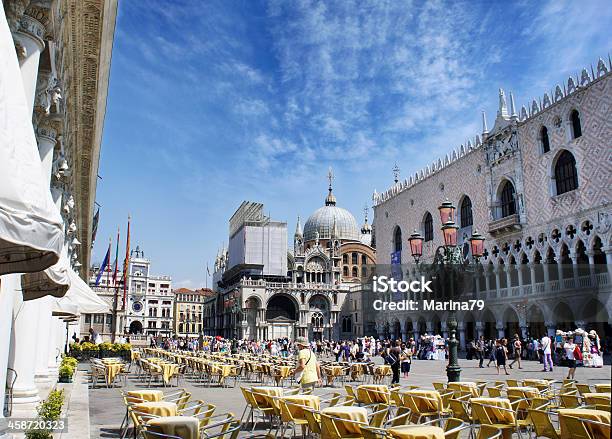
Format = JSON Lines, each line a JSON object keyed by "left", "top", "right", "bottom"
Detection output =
{"left": 293, "top": 336, "right": 321, "bottom": 392}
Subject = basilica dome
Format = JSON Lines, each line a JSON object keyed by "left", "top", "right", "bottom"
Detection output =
{"left": 303, "top": 175, "right": 360, "bottom": 242}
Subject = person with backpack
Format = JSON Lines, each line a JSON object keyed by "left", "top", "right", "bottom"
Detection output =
{"left": 563, "top": 337, "right": 580, "bottom": 380}
{"left": 293, "top": 337, "right": 321, "bottom": 392}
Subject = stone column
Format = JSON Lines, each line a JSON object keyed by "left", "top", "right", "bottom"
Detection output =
{"left": 604, "top": 248, "right": 612, "bottom": 282}
{"left": 425, "top": 321, "right": 434, "bottom": 335}
{"left": 496, "top": 321, "right": 505, "bottom": 339}
{"left": 400, "top": 320, "right": 407, "bottom": 343}
{"left": 505, "top": 265, "right": 513, "bottom": 289}
{"left": 475, "top": 322, "right": 484, "bottom": 338}
{"left": 457, "top": 322, "right": 466, "bottom": 351}
{"left": 517, "top": 265, "right": 524, "bottom": 293}
{"left": 13, "top": 13, "right": 46, "bottom": 115}
{"left": 484, "top": 269, "right": 491, "bottom": 293}
{"left": 36, "top": 122, "right": 57, "bottom": 185}
{"left": 8, "top": 290, "right": 42, "bottom": 404}
{"left": 47, "top": 316, "right": 59, "bottom": 374}
{"left": 529, "top": 263, "right": 537, "bottom": 287}
{"left": 494, "top": 267, "right": 501, "bottom": 292}
{"left": 521, "top": 323, "right": 529, "bottom": 340}
{"left": 441, "top": 321, "right": 449, "bottom": 340}
{"left": 34, "top": 296, "right": 53, "bottom": 381}
{"left": 570, "top": 254, "right": 579, "bottom": 287}
{"left": 0, "top": 274, "right": 21, "bottom": 421}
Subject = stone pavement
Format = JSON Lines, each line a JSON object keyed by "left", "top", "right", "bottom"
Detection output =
{"left": 88, "top": 357, "right": 611, "bottom": 438}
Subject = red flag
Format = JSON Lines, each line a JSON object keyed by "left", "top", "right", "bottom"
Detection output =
{"left": 122, "top": 216, "right": 131, "bottom": 308}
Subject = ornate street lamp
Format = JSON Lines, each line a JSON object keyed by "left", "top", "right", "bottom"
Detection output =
{"left": 408, "top": 230, "right": 424, "bottom": 262}
{"left": 408, "top": 200, "right": 485, "bottom": 382}
{"left": 468, "top": 229, "right": 485, "bottom": 261}
{"left": 438, "top": 199, "right": 456, "bottom": 224}
{"left": 441, "top": 221, "right": 459, "bottom": 247}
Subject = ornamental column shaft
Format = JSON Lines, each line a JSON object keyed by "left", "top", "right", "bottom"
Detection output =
{"left": 32, "top": 124, "right": 58, "bottom": 381}
{"left": 0, "top": 274, "right": 21, "bottom": 420}
{"left": 8, "top": 290, "right": 41, "bottom": 404}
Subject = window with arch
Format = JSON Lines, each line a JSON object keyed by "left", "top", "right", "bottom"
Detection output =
{"left": 352, "top": 266, "right": 358, "bottom": 277}
{"left": 361, "top": 254, "right": 367, "bottom": 265}
{"left": 352, "top": 253, "right": 358, "bottom": 264}
{"left": 361, "top": 266, "right": 367, "bottom": 277}
{"left": 393, "top": 227, "right": 402, "bottom": 252}
{"left": 342, "top": 254, "right": 348, "bottom": 264}
{"left": 540, "top": 126, "right": 550, "bottom": 153}
{"left": 460, "top": 196, "right": 473, "bottom": 228}
{"left": 342, "top": 316, "right": 352, "bottom": 332}
{"left": 500, "top": 181, "right": 516, "bottom": 218}
{"left": 423, "top": 212, "right": 433, "bottom": 241}
{"left": 570, "top": 109, "right": 582, "bottom": 139}
{"left": 554, "top": 150, "right": 578, "bottom": 195}
{"left": 311, "top": 312, "right": 323, "bottom": 328}
{"left": 343, "top": 266, "right": 348, "bottom": 276}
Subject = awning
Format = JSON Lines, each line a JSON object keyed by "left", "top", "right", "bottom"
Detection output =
{"left": 0, "top": 6, "right": 64, "bottom": 275}
{"left": 52, "top": 301, "right": 79, "bottom": 319}
{"left": 22, "top": 250, "right": 71, "bottom": 300}
{"left": 55, "top": 268, "right": 110, "bottom": 314}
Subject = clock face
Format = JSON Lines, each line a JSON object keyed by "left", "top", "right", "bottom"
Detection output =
{"left": 132, "top": 301, "right": 143, "bottom": 313}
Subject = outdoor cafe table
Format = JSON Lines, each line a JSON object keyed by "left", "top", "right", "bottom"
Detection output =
{"left": 357, "top": 385, "right": 390, "bottom": 404}
{"left": 388, "top": 425, "right": 445, "bottom": 439}
{"left": 281, "top": 394, "right": 320, "bottom": 420}
{"left": 595, "top": 383, "right": 611, "bottom": 393}
{"left": 321, "top": 406, "right": 367, "bottom": 438}
{"left": 447, "top": 381, "right": 479, "bottom": 397}
{"left": 127, "top": 390, "right": 164, "bottom": 402}
{"left": 147, "top": 416, "right": 199, "bottom": 439}
{"left": 558, "top": 408, "right": 611, "bottom": 439}
{"left": 104, "top": 363, "right": 124, "bottom": 386}
{"left": 133, "top": 401, "right": 178, "bottom": 417}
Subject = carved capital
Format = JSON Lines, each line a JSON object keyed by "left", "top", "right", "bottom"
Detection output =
{"left": 4, "top": 0, "right": 31, "bottom": 33}
{"left": 17, "top": 13, "right": 45, "bottom": 47}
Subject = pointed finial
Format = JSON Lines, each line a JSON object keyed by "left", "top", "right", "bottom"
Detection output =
{"left": 482, "top": 110, "right": 489, "bottom": 135}
{"left": 295, "top": 215, "right": 302, "bottom": 237}
{"left": 392, "top": 163, "right": 400, "bottom": 184}
{"left": 363, "top": 203, "right": 369, "bottom": 221}
{"left": 498, "top": 88, "right": 508, "bottom": 117}
{"left": 509, "top": 92, "right": 517, "bottom": 118}
{"left": 325, "top": 167, "right": 336, "bottom": 206}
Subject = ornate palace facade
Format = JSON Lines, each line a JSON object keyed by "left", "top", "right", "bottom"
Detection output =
{"left": 372, "top": 56, "right": 612, "bottom": 347}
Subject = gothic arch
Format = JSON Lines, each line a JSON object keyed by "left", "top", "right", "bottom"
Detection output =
{"left": 553, "top": 302, "right": 575, "bottom": 331}
{"left": 496, "top": 179, "right": 517, "bottom": 219}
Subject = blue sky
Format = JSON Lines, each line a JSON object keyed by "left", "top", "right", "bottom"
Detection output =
{"left": 93, "top": 0, "right": 611, "bottom": 288}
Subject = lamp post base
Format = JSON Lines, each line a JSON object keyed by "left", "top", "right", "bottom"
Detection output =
{"left": 446, "top": 364, "right": 461, "bottom": 383}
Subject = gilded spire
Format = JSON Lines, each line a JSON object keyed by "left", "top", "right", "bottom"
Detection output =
{"left": 295, "top": 216, "right": 302, "bottom": 237}
{"left": 325, "top": 166, "right": 336, "bottom": 206}
{"left": 361, "top": 203, "right": 372, "bottom": 233}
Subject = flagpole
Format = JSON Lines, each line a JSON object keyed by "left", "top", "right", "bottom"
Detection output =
{"left": 111, "top": 227, "right": 120, "bottom": 343}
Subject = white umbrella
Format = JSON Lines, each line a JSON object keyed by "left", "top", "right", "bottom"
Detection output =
{"left": 55, "top": 269, "right": 109, "bottom": 314}
{"left": 0, "top": 7, "right": 64, "bottom": 275}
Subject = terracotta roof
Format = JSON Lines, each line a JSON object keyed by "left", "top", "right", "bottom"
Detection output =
{"left": 173, "top": 288, "right": 193, "bottom": 294}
